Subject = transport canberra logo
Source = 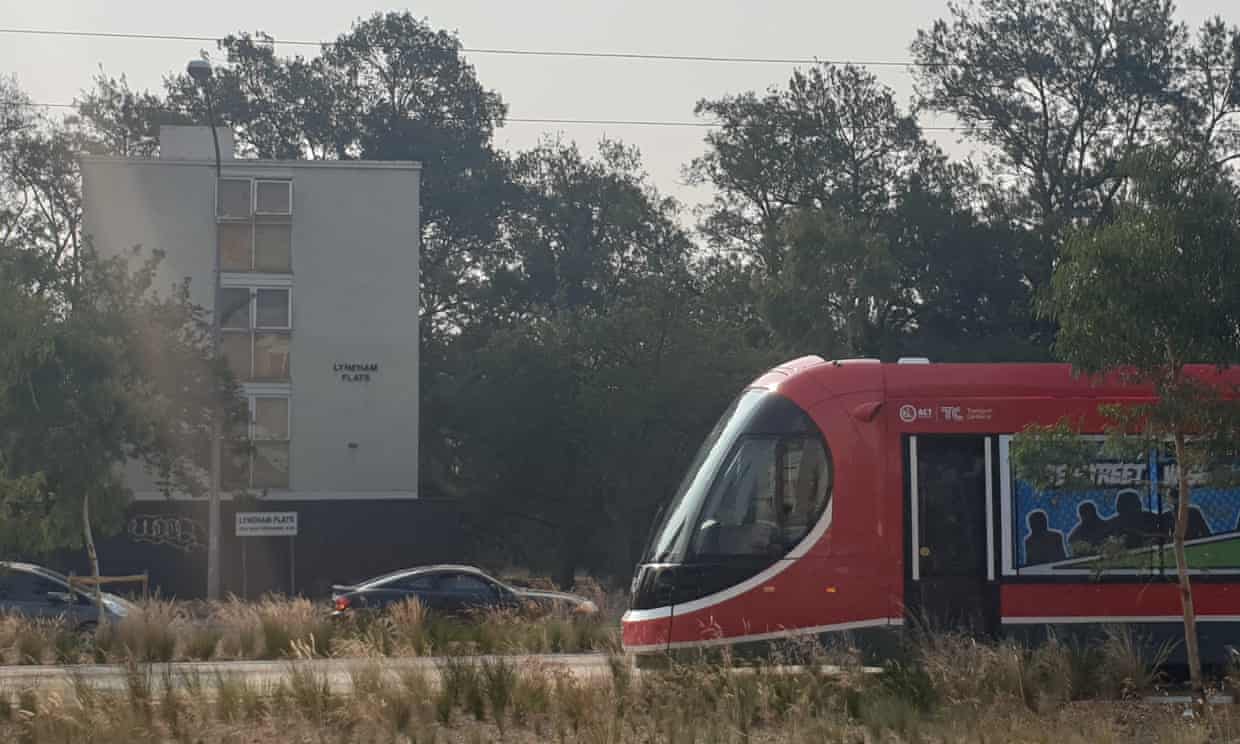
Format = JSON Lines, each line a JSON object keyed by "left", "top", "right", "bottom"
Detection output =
{"left": 899, "top": 404, "right": 930, "bottom": 423}
{"left": 899, "top": 404, "right": 993, "bottom": 424}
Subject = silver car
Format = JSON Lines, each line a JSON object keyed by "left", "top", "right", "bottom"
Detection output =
{"left": 0, "top": 562, "right": 135, "bottom": 631}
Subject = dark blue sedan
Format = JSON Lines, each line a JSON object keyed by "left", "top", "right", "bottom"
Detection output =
{"left": 330, "top": 564, "right": 597, "bottom": 618}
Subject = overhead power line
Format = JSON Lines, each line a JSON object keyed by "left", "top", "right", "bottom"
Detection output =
{"left": 11, "top": 100, "right": 1240, "bottom": 138}
{"left": 4, "top": 101, "right": 711, "bottom": 127}
{"left": 0, "top": 26, "right": 925, "bottom": 68}
{"left": 3, "top": 25, "right": 1235, "bottom": 75}
{"left": 1, "top": 100, "right": 989, "bottom": 131}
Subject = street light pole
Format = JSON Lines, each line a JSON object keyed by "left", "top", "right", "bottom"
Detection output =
{"left": 189, "top": 59, "right": 224, "bottom": 601}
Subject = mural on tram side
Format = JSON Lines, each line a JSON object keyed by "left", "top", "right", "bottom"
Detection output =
{"left": 1009, "top": 442, "right": 1240, "bottom": 574}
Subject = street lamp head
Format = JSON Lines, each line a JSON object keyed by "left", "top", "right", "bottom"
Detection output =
{"left": 186, "top": 59, "right": 213, "bottom": 85}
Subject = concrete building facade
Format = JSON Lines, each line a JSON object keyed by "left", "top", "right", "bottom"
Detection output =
{"left": 75, "top": 128, "right": 455, "bottom": 597}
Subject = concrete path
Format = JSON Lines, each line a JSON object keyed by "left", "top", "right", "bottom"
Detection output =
{"left": 0, "top": 653, "right": 613, "bottom": 695}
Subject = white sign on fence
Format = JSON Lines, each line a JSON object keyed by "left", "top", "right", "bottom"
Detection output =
{"left": 235, "top": 511, "right": 298, "bottom": 537}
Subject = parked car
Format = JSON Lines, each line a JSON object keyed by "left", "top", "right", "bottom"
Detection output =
{"left": 330, "top": 564, "right": 597, "bottom": 618}
{"left": 0, "top": 562, "right": 136, "bottom": 631}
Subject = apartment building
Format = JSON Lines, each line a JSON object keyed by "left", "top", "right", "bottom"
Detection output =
{"left": 77, "top": 127, "right": 458, "bottom": 596}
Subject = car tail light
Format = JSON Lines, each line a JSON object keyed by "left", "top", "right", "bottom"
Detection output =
{"left": 334, "top": 596, "right": 352, "bottom": 612}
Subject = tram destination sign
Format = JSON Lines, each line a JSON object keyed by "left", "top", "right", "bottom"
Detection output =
{"left": 235, "top": 511, "right": 298, "bottom": 537}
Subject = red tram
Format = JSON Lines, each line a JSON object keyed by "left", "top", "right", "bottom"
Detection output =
{"left": 622, "top": 358, "right": 1240, "bottom": 662}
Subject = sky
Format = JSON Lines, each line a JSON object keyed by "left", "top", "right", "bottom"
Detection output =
{"left": 2, "top": 0, "right": 1238, "bottom": 212}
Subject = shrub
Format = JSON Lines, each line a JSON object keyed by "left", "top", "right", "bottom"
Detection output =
{"left": 387, "top": 597, "right": 428, "bottom": 654}
{"left": 871, "top": 659, "right": 934, "bottom": 715}
{"left": 215, "top": 597, "right": 262, "bottom": 659}
{"left": 13, "top": 618, "right": 59, "bottom": 665}
{"left": 482, "top": 656, "right": 518, "bottom": 724}
{"left": 436, "top": 654, "right": 482, "bottom": 720}
{"left": 98, "top": 598, "right": 181, "bottom": 662}
{"left": 214, "top": 672, "right": 253, "bottom": 722}
{"left": 287, "top": 662, "right": 335, "bottom": 723}
{"left": 511, "top": 663, "right": 553, "bottom": 727}
{"left": 1096, "top": 625, "right": 1173, "bottom": 699}
{"left": 254, "top": 595, "right": 334, "bottom": 659}
{"left": 857, "top": 690, "right": 923, "bottom": 741}
{"left": 1022, "top": 636, "right": 1075, "bottom": 710}
{"left": 184, "top": 623, "right": 221, "bottom": 661}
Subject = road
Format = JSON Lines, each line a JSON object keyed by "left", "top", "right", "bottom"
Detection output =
{"left": 0, "top": 653, "right": 614, "bottom": 695}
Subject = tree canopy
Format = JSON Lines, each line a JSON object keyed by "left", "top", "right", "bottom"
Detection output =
{"left": 1, "top": 82, "right": 244, "bottom": 561}
{"left": 1015, "top": 146, "right": 1240, "bottom": 700}
{"left": 6, "top": 3, "right": 1240, "bottom": 584}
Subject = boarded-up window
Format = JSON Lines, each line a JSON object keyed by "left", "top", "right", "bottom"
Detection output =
{"left": 254, "top": 223, "right": 291, "bottom": 272}
{"left": 253, "top": 333, "right": 291, "bottom": 380}
{"left": 218, "top": 223, "right": 253, "bottom": 271}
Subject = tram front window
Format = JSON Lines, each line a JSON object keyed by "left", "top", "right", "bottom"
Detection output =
{"left": 642, "top": 390, "right": 833, "bottom": 565}
{"left": 691, "top": 435, "right": 831, "bottom": 558}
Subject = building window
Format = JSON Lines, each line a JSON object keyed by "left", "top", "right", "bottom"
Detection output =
{"left": 255, "top": 180, "right": 292, "bottom": 215}
{"left": 224, "top": 395, "right": 291, "bottom": 491}
{"left": 217, "top": 179, "right": 252, "bottom": 220}
{"left": 254, "top": 224, "right": 291, "bottom": 272}
{"left": 220, "top": 287, "right": 292, "bottom": 381}
{"left": 218, "top": 223, "right": 253, "bottom": 271}
{"left": 217, "top": 178, "right": 292, "bottom": 273}
{"left": 255, "top": 288, "right": 291, "bottom": 329}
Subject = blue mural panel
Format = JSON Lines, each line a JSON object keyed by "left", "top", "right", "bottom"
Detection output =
{"left": 1012, "top": 447, "right": 1240, "bottom": 571}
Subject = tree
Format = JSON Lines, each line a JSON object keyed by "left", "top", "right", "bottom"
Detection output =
{"left": 1017, "top": 146, "right": 1240, "bottom": 702}
{"left": 1, "top": 85, "right": 87, "bottom": 294}
{"left": 3, "top": 82, "right": 245, "bottom": 611}
{"left": 690, "top": 64, "right": 1041, "bottom": 359}
{"left": 912, "top": 1, "right": 1240, "bottom": 285}
{"left": 436, "top": 141, "right": 770, "bottom": 582}
{"left": 1168, "top": 17, "right": 1240, "bottom": 169}
{"left": 493, "top": 139, "right": 692, "bottom": 315}
{"left": 690, "top": 64, "right": 927, "bottom": 276}
{"left": 1, "top": 244, "right": 246, "bottom": 613}
{"left": 75, "top": 70, "right": 191, "bottom": 158}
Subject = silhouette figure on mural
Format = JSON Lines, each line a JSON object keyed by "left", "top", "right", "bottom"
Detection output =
{"left": 1025, "top": 510, "right": 1066, "bottom": 564}
{"left": 1111, "top": 490, "right": 1160, "bottom": 548}
{"left": 1067, "top": 502, "right": 1108, "bottom": 554}
{"left": 1161, "top": 490, "right": 1212, "bottom": 541}
{"left": 1186, "top": 507, "right": 1211, "bottom": 539}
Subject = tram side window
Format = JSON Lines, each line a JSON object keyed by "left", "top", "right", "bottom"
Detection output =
{"left": 690, "top": 436, "right": 832, "bottom": 558}
{"left": 781, "top": 438, "right": 832, "bottom": 546}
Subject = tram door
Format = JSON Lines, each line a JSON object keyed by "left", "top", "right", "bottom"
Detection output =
{"left": 907, "top": 436, "right": 997, "bottom": 636}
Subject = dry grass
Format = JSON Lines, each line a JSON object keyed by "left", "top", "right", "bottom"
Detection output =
{"left": 0, "top": 573, "right": 620, "bottom": 667}
{"left": 0, "top": 647, "right": 1235, "bottom": 744}
{"left": 0, "top": 593, "right": 616, "bottom": 665}
{"left": 908, "top": 624, "right": 1180, "bottom": 712}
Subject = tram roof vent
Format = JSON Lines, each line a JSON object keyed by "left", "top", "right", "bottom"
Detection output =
{"left": 897, "top": 357, "right": 931, "bottom": 364}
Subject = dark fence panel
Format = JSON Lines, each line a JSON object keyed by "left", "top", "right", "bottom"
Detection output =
{"left": 48, "top": 499, "right": 464, "bottom": 599}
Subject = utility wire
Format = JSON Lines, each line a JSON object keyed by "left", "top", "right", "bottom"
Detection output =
{"left": 11, "top": 100, "right": 1240, "bottom": 138}
{"left": 0, "top": 100, "right": 989, "bottom": 131}
{"left": 3, "top": 25, "right": 1236, "bottom": 75}
{"left": 0, "top": 26, "right": 922, "bottom": 67}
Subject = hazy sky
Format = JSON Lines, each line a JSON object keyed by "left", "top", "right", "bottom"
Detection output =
{"left": 3, "top": 1, "right": 1237, "bottom": 211}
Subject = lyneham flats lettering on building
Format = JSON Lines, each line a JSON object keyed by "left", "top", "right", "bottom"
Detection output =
{"left": 235, "top": 511, "right": 299, "bottom": 537}
{"left": 335, "top": 362, "right": 379, "bottom": 382}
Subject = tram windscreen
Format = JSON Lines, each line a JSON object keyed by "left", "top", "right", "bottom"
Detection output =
{"left": 642, "top": 390, "right": 833, "bottom": 564}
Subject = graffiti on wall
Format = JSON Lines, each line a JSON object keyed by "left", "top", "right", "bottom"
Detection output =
{"left": 127, "top": 514, "right": 205, "bottom": 552}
